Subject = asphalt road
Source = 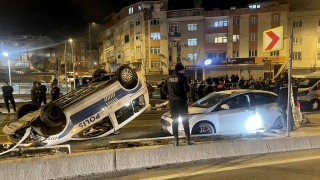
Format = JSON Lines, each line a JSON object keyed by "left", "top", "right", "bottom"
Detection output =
{"left": 73, "top": 149, "right": 320, "bottom": 180}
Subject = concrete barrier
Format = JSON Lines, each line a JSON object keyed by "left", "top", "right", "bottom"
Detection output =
{"left": 1, "top": 136, "right": 320, "bottom": 180}
{"left": 115, "top": 139, "right": 268, "bottom": 170}
{"left": 265, "top": 137, "right": 312, "bottom": 153}
{"left": 0, "top": 150, "right": 115, "bottom": 180}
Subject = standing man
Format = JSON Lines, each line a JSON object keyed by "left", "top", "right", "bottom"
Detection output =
{"left": 274, "top": 72, "right": 298, "bottom": 132}
{"left": 147, "top": 82, "right": 155, "bottom": 99}
{"left": 31, "top": 81, "right": 39, "bottom": 107}
{"left": 2, "top": 81, "right": 16, "bottom": 113}
{"left": 37, "top": 82, "right": 47, "bottom": 107}
{"left": 50, "top": 83, "right": 60, "bottom": 101}
{"left": 162, "top": 63, "right": 193, "bottom": 146}
{"left": 157, "top": 79, "right": 167, "bottom": 100}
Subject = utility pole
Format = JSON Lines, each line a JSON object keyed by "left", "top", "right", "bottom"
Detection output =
{"left": 286, "top": 26, "right": 293, "bottom": 137}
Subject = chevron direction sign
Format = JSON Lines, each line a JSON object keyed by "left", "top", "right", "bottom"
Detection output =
{"left": 263, "top": 26, "right": 283, "bottom": 53}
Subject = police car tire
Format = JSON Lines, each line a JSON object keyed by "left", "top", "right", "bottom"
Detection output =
{"left": 92, "top": 69, "right": 107, "bottom": 80}
{"left": 116, "top": 65, "right": 138, "bottom": 88}
{"left": 15, "top": 104, "right": 39, "bottom": 119}
{"left": 40, "top": 103, "right": 65, "bottom": 127}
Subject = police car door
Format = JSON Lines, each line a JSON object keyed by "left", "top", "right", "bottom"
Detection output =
{"left": 217, "top": 94, "right": 256, "bottom": 134}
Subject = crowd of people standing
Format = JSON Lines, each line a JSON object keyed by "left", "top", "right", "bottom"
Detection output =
{"left": 190, "top": 74, "right": 275, "bottom": 102}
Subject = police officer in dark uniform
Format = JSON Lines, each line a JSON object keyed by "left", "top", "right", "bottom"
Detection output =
{"left": 274, "top": 72, "right": 298, "bottom": 131}
{"left": 50, "top": 83, "right": 60, "bottom": 101}
{"left": 162, "top": 63, "right": 193, "bottom": 146}
{"left": 2, "top": 81, "right": 16, "bottom": 113}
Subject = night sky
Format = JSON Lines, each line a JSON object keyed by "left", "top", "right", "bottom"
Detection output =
{"left": 0, "top": 0, "right": 307, "bottom": 43}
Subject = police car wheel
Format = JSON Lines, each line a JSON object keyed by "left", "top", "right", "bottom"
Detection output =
{"left": 40, "top": 103, "right": 66, "bottom": 127}
{"left": 116, "top": 65, "right": 138, "bottom": 88}
{"left": 15, "top": 104, "right": 39, "bottom": 120}
{"left": 92, "top": 69, "right": 107, "bottom": 80}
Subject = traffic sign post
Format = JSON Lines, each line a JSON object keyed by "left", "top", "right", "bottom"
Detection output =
{"left": 263, "top": 26, "right": 284, "bottom": 53}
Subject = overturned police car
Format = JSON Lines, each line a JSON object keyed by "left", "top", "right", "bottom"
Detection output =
{"left": 1, "top": 65, "right": 149, "bottom": 154}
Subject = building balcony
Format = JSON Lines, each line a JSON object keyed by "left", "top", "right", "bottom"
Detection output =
{"left": 204, "top": 27, "right": 228, "bottom": 34}
{"left": 204, "top": 43, "right": 227, "bottom": 51}
{"left": 168, "top": 32, "right": 181, "bottom": 38}
{"left": 167, "top": 8, "right": 203, "bottom": 18}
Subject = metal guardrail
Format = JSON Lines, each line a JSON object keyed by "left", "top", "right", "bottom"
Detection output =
{"left": 10, "top": 82, "right": 78, "bottom": 95}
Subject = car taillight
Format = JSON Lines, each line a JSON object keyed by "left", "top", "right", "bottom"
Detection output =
{"left": 297, "top": 102, "right": 300, "bottom": 107}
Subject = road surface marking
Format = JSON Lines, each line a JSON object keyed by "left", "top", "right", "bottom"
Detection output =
{"left": 142, "top": 155, "right": 320, "bottom": 180}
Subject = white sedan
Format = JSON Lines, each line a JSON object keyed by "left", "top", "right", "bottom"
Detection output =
{"left": 161, "top": 90, "right": 282, "bottom": 135}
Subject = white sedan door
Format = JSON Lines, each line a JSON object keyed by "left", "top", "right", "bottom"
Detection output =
{"left": 217, "top": 94, "right": 256, "bottom": 134}
{"left": 250, "top": 93, "right": 279, "bottom": 129}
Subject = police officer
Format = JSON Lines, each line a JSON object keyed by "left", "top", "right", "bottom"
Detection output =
{"left": 162, "top": 63, "right": 193, "bottom": 146}
{"left": 50, "top": 83, "right": 60, "bottom": 101}
{"left": 274, "top": 72, "right": 298, "bottom": 132}
{"left": 2, "top": 81, "right": 16, "bottom": 113}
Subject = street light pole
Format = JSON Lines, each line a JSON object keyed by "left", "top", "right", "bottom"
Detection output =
{"left": 69, "top": 38, "right": 75, "bottom": 90}
{"left": 3, "top": 52, "right": 11, "bottom": 85}
{"left": 88, "top": 23, "right": 93, "bottom": 73}
{"left": 64, "top": 41, "right": 68, "bottom": 93}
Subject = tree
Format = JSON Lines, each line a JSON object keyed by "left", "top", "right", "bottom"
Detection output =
{"left": 29, "top": 55, "right": 49, "bottom": 72}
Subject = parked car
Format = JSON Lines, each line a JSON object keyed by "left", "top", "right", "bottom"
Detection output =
{"left": 297, "top": 71, "right": 320, "bottom": 110}
{"left": 161, "top": 90, "right": 282, "bottom": 135}
{"left": 2, "top": 65, "right": 149, "bottom": 153}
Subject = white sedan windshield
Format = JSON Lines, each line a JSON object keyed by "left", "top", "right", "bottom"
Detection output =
{"left": 190, "top": 93, "right": 230, "bottom": 108}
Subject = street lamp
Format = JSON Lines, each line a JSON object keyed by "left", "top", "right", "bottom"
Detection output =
{"left": 3, "top": 52, "right": 11, "bottom": 86}
{"left": 69, "top": 38, "right": 75, "bottom": 90}
{"left": 88, "top": 22, "right": 95, "bottom": 73}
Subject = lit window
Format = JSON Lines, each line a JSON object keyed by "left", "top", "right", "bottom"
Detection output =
{"left": 187, "top": 38, "right": 197, "bottom": 46}
{"left": 46, "top": 53, "right": 50, "bottom": 57}
{"left": 187, "top": 54, "right": 197, "bottom": 60}
{"left": 13, "top": 43, "right": 18, "bottom": 46}
{"left": 214, "top": 21, "right": 228, "bottom": 27}
{"left": 233, "top": 35, "right": 239, "bottom": 42}
{"left": 214, "top": 36, "right": 227, "bottom": 43}
{"left": 150, "top": 47, "right": 160, "bottom": 54}
{"left": 249, "top": 4, "right": 260, "bottom": 9}
{"left": 52, "top": 53, "right": 55, "bottom": 57}
{"left": 187, "top": 24, "right": 197, "bottom": 31}
{"left": 150, "top": 33, "right": 160, "bottom": 40}
{"left": 129, "top": 7, "right": 134, "bottom": 14}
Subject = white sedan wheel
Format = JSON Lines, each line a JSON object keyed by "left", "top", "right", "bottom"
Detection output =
{"left": 194, "top": 122, "right": 214, "bottom": 134}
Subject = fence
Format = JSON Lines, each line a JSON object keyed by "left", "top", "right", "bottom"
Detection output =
{"left": 11, "top": 82, "right": 75, "bottom": 95}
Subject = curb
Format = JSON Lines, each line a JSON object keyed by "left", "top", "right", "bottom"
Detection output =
{"left": 0, "top": 136, "right": 320, "bottom": 180}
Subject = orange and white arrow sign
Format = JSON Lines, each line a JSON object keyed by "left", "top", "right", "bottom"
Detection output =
{"left": 263, "top": 26, "right": 283, "bottom": 53}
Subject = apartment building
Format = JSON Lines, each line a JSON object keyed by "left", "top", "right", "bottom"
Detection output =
{"left": 203, "top": 2, "right": 289, "bottom": 79}
{"left": 289, "top": 9, "right": 320, "bottom": 76}
{"left": 100, "top": 0, "right": 169, "bottom": 78}
{"left": 166, "top": 8, "right": 205, "bottom": 80}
